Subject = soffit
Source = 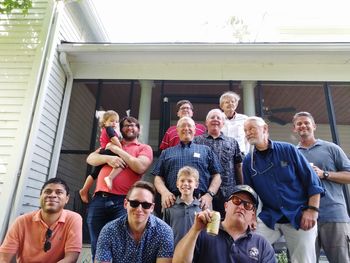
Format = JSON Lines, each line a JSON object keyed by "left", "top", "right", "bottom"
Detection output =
{"left": 57, "top": 43, "right": 350, "bottom": 81}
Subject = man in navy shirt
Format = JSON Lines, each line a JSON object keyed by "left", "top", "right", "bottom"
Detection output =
{"left": 173, "top": 185, "right": 276, "bottom": 263}
{"left": 95, "top": 181, "right": 174, "bottom": 263}
{"left": 243, "top": 116, "right": 324, "bottom": 263}
{"left": 153, "top": 116, "right": 222, "bottom": 211}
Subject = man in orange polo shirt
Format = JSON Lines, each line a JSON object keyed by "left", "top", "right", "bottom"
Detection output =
{"left": 0, "top": 178, "right": 82, "bottom": 263}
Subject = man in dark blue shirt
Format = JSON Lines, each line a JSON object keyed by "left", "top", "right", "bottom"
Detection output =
{"left": 173, "top": 185, "right": 276, "bottom": 263}
{"left": 194, "top": 108, "right": 243, "bottom": 217}
{"left": 153, "top": 116, "right": 222, "bottom": 211}
{"left": 243, "top": 116, "right": 324, "bottom": 263}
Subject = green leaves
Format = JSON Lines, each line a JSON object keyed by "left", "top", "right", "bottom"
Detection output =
{"left": 0, "top": 0, "right": 33, "bottom": 15}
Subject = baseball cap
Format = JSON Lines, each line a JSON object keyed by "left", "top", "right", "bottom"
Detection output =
{"left": 227, "top": 185, "right": 259, "bottom": 207}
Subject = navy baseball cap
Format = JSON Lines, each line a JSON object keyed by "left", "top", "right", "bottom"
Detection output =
{"left": 227, "top": 185, "right": 259, "bottom": 207}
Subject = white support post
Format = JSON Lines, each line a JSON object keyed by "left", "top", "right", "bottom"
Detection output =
{"left": 138, "top": 80, "right": 154, "bottom": 144}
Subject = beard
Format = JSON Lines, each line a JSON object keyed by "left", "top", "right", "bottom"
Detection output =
{"left": 121, "top": 130, "right": 138, "bottom": 141}
{"left": 247, "top": 138, "right": 258, "bottom": 145}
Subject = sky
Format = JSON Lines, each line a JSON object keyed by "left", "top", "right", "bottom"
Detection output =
{"left": 92, "top": 0, "right": 350, "bottom": 43}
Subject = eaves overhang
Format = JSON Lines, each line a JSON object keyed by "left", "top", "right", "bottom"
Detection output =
{"left": 57, "top": 42, "right": 350, "bottom": 81}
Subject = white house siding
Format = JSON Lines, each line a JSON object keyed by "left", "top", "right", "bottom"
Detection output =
{"left": 0, "top": 0, "right": 56, "bottom": 240}
{"left": 0, "top": 0, "right": 102, "bottom": 240}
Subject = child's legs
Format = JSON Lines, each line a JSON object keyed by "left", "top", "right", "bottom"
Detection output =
{"left": 81, "top": 175, "right": 94, "bottom": 192}
{"left": 108, "top": 167, "right": 123, "bottom": 180}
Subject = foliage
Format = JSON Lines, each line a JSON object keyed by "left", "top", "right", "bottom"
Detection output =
{"left": 229, "top": 16, "right": 249, "bottom": 42}
{"left": 0, "top": 0, "right": 32, "bottom": 15}
{"left": 276, "top": 251, "right": 289, "bottom": 263}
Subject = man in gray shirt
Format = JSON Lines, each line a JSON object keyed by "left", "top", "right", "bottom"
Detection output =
{"left": 293, "top": 111, "right": 350, "bottom": 263}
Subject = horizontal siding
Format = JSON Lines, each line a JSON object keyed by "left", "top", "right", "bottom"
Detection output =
{"left": 17, "top": 0, "right": 104, "bottom": 216}
{"left": 0, "top": 0, "right": 55, "bottom": 233}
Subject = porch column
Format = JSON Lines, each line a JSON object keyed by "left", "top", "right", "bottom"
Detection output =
{"left": 241, "top": 81, "right": 257, "bottom": 116}
{"left": 138, "top": 80, "right": 154, "bottom": 144}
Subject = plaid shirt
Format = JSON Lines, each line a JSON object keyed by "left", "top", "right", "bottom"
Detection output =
{"left": 194, "top": 133, "right": 243, "bottom": 198}
{"left": 152, "top": 141, "right": 222, "bottom": 195}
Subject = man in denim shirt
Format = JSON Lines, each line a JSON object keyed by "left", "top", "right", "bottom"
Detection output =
{"left": 243, "top": 116, "right": 324, "bottom": 263}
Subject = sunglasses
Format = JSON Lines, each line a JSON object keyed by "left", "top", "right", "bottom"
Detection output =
{"left": 127, "top": 199, "right": 153, "bottom": 209}
{"left": 43, "top": 228, "right": 52, "bottom": 252}
{"left": 230, "top": 195, "right": 255, "bottom": 211}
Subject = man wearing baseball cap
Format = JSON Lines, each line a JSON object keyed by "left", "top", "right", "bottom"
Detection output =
{"left": 173, "top": 185, "right": 276, "bottom": 263}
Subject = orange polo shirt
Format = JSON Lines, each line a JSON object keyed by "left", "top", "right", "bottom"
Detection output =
{"left": 0, "top": 209, "right": 82, "bottom": 263}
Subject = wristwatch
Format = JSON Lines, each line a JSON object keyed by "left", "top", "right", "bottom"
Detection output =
{"left": 207, "top": 190, "right": 215, "bottom": 197}
{"left": 323, "top": 171, "right": 330, "bottom": 180}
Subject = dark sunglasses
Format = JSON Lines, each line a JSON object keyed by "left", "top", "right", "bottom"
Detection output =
{"left": 127, "top": 199, "right": 153, "bottom": 209}
{"left": 230, "top": 195, "right": 255, "bottom": 211}
{"left": 43, "top": 228, "right": 52, "bottom": 252}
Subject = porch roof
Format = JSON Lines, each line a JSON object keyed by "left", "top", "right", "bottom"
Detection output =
{"left": 58, "top": 42, "right": 350, "bottom": 81}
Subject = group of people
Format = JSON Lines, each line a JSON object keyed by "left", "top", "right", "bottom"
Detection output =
{"left": 1, "top": 91, "right": 349, "bottom": 263}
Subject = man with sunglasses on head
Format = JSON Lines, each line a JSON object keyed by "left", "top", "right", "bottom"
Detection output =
{"left": 95, "top": 181, "right": 174, "bottom": 263}
{"left": 86, "top": 116, "right": 153, "bottom": 261}
{"left": 0, "top": 178, "right": 82, "bottom": 263}
{"left": 173, "top": 185, "right": 275, "bottom": 263}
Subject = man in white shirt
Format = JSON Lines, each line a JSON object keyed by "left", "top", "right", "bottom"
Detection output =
{"left": 219, "top": 91, "right": 249, "bottom": 155}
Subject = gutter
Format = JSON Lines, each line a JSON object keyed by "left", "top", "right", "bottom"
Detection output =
{"left": 49, "top": 52, "right": 74, "bottom": 178}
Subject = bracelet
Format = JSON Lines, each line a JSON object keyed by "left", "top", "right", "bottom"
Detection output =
{"left": 303, "top": 205, "right": 319, "bottom": 212}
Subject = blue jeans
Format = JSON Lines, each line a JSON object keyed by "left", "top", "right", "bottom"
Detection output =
{"left": 87, "top": 194, "right": 126, "bottom": 261}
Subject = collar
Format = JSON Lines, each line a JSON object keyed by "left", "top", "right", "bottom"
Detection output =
{"left": 220, "top": 223, "right": 252, "bottom": 240}
{"left": 175, "top": 196, "right": 200, "bottom": 206}
{"left": 33, "top": 209, "right": 67, "bottom": 226}
{"left": 180, "top": 141, "right": 193, "bottom": 147}
{"left": 123, "top": 213, "right": 156, "bottom": 231}
{"left": 297, "top": 138, "right": 321, "bottom": 149}
{"left": 253, "top": 139, "right": 273, "bottom": 153}
{"left": 122, "top": 139, "right": 141, "bottom": 146}
{"left": 203, "top": 132, "right": 224, "bottom": 140}
{"left": 225, "top": 112, "right": 237, "bottom": 120}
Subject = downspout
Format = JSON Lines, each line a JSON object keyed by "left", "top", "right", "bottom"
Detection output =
{"left": 49, "top": 51, "right": 74, "bottom": 178}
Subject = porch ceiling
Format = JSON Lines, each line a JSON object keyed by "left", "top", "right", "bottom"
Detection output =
{"left": 58, "top": 43, "right": 350, "bottom": 81}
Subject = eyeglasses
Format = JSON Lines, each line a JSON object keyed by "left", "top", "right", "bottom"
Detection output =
{"left": 230, "top": 195, "right": 255, "bottom": 211}
{"left": 123, "top": 124, "right": 137, "bottom": 128}
{"left": 179, "top": 106, "right": 192, "bottom": 111}
{"left": 43, "top": 228, "right": 52, "bottom": 252}
{"left": 127, "top": 199, "right": 153, "bottom": 209}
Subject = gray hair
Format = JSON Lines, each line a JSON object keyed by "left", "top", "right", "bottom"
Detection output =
{"left": 219, "top": 91, "right": 240, "bottom": 105}
{"left": 177, "top": 116, "right": 195, "bottom": 127}
{"left": 206, "top": 108, "right": 226, "bottom": 121}
{"left": 245, "top": 116, "right": 267, "bottom": 127}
